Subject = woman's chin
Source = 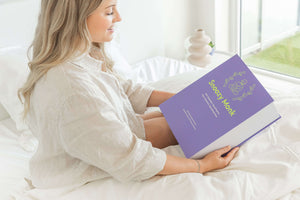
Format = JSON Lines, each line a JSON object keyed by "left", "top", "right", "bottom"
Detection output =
{"left": 93, "top": 37, "right": 113, "bottom": 43}
{"left": 104, "top": 34, "right": 114, "bottom": 42}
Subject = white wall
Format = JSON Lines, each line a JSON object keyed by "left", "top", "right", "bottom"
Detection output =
{"left": 215, "top": 0, "right": 230, "bottom": 52}
{"left": 162, "top": 0, "right": 216, "bottom": 60}
{"left": 215, "top": 0, "right": 241, "bottom": 54}
{"left": 118, "top": 0, "right": 165, "bottom": 64}
{"left": 0, "top": 0, "right": 219, "bottom": 62}
{"left": 0, "top": 0, "right": 39, "bottom": 48}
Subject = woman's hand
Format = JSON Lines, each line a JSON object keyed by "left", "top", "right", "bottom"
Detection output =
{"left": 198, "top": 146, "right": 239, "bottom": 173}
{"left": 157, "top": 146, "right": 239, "bottom": 176}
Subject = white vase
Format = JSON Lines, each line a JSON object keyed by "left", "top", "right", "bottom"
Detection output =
{"left": 186, "top": 29, "right": 212, "bottom": 67}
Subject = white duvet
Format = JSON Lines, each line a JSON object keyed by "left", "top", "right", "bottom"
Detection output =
{"left": 12, "top": 68, "right": 300, "bottom": 200}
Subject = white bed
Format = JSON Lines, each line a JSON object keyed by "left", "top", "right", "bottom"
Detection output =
{"left": 1, "top": 0, "right": 300, "bottom": 200}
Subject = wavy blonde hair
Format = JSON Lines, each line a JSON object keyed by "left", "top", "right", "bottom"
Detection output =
{"left": 18, "top": 0, "right": 114, "bottom": 118}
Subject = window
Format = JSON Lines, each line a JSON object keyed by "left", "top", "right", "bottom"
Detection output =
{"left": 241, "top": 0, "right": 300, "bottom": 78}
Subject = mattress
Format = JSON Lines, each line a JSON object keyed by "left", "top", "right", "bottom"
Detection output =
{"left": 1, "top": 58, "right": 300, "bottom": 200}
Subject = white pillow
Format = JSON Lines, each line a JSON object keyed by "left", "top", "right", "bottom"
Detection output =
{"left": 147, "top": 69, "right": 209, "bottom": 93}
{"left": 129, "top": 56, "right": 199, "bottom": 83}
{"left": 0, "top": 46, "right": 30, "bottom": 131}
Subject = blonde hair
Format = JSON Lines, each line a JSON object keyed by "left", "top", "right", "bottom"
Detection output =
{"left": 18, "top": 0, "right": 114, "bottom": 117}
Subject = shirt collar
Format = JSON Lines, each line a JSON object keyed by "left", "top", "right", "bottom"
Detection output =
{"left": 69, "top": 52, "right": 104, "bottom": 72}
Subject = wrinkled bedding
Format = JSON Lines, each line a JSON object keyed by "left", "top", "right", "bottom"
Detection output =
{"left": 9, "top": 68, "right": 300, "bottom": 200}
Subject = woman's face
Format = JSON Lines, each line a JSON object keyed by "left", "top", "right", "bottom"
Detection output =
{"left": 87, "top": 0, "right": 121, "bottom": 43}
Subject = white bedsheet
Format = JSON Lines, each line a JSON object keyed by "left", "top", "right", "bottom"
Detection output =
{"left": 0, "top": 118, "right": 35, "bottom": 200}
{"left": 8, "top": 68, "right": 300, "bottom": 200}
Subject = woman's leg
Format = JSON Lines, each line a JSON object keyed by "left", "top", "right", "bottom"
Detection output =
{"left": 143, "top": 116, "right": 178, "bottom": 149}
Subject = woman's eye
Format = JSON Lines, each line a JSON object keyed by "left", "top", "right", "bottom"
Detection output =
{"left": 107, "top": 12, "right": 114, "bottom": 15}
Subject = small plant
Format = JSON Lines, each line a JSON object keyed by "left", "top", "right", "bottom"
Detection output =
{"left": 209, "top": 41, "right": 215, "bottom": 55}
{"left": 209, "top": 41, "right": 215, "bottom": 48}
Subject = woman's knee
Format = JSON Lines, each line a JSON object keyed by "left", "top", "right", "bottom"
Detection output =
{"left": 143, "top": 117, "right": 177, "bottom": 148}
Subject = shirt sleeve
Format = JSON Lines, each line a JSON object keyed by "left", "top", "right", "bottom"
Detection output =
{"left": 117, "top": 75, "right": 155, "bottom": 114}
{"left": 57, "top": 91, "right": 166, "bottom": 182}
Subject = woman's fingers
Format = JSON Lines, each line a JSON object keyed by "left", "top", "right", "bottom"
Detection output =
{"left": 216, "top": 145, "right": 232, "bottom": 156}
{"left": 223, "top": 147, "right": 239, "bottom": 163}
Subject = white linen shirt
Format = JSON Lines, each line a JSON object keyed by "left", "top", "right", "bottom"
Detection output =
{"left": 27, "top": 53, "right": 167, "bottom": 189}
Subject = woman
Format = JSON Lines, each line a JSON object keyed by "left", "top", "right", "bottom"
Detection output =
{"left": 19, "top": 0, "right": 239, "bottom": 189}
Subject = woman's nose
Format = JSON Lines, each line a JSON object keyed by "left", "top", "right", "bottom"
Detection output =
{"left": 113, "top": 10, "right": 122, "bottom": 23}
